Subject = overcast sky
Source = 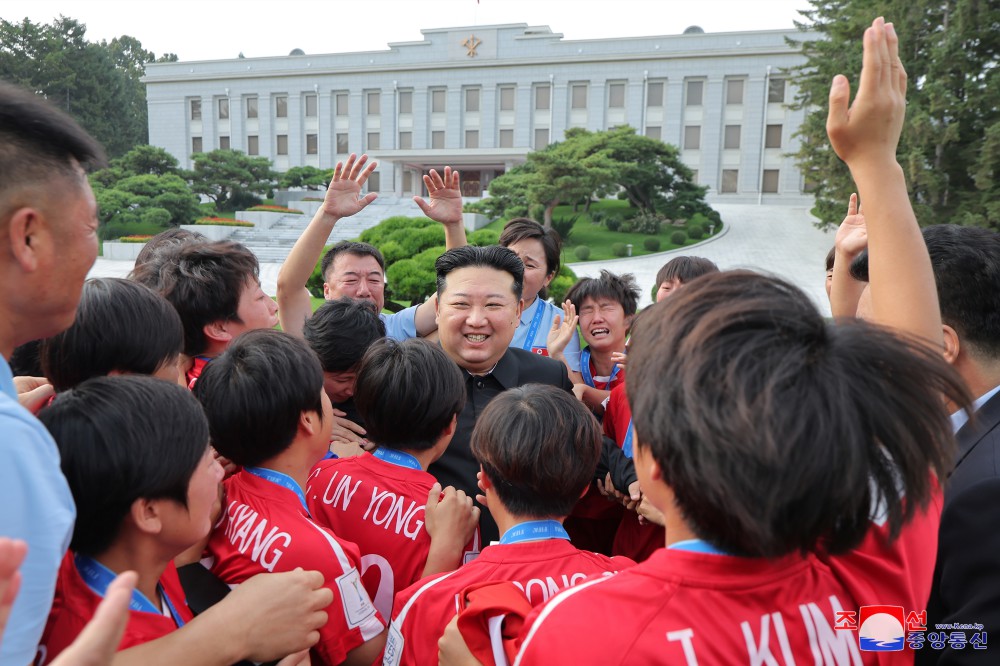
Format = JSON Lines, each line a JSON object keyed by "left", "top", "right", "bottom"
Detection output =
{"left": 3, "top": 0, "right": 814, "bottom": 61}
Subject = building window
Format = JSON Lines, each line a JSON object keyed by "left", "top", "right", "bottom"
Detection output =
{"left": 190, "top": 99, "right": 202, "bottom": 121}
{"left": 431, "top": 131, "right": 445, "bottom": 149}
{"left": 768, "top": 78, "right": 786, "bottom": 104}
{"left": 762, "top": 169, "right": 779, "bottom": 193}
{"left": 367, "top": 91, "right": 380, "bottom": 115}
{"left": 765, "top": 124, "right": 783, "bottom": 149}
{"left": 571, "top": 84, "right": 588, "bottom": 109}
{"left": 306, "top": 133, "right": 318, "bottom": 155}
{"left": 724, "top": 125, "right": 741, "bottom": 150}
{"left": 686, "top": 80, "right": 704, "bottom": 106}
{"left": 647, "top": 82, "right": 664, "bottom": 108}
{"left": 608, "top": 83, "right": 626, "bottom": 109}
{"left": 336, "top": 133, "right": 348, "bottom": 154}
{"left": 645, "top": 126, "right": 661, "bottom": 140}
{"left": 726, "top": 79, "right": 744, "bottom": 105}
{"left": 721, "top": 169, "right": 739, "bottom": 193}
{"left": 465, "top": 130, "right": 479, "bottom": 149}
{"left": 191, "top": 136, "right": 202, "bottom": 153}
{"left": 535, "top": 85, "right": 551, "bottom": 111}
{"left": 499, "top": 129, "right": 514, "bottom": 148}
{"left": 367, "top": 132, "right": 380, "bottom": 151}
{"left": 246, "top": 97, "right": 258, "bottom": 119}
{"left": 335, "top": 93, "right": 348, "bottom": 116}
{"left": 247, "top": 135, "right": 259, "bottom": 155}
{"left": 367, "top": 171, "right": 380, "bottom": 193}
{"left": 219, "top": 136, "right": 230, "bottom": 150}
{"left": 683, "top": 125, "right": 701, "bottom": 150}
{"left": 276, "top": 135, "right": 288, "bottom": 155}
{"left": 465, "top": 88, "right": 480, "bottom": 113}
{"left": 218, "top": 98, "right": 229, "bottom": 120}
{"left": 275, "top": 96, "right": 288, "bottom": 118}
{"left": 431, "top": 89, "right": 446, "bottom": 113}
{"left": 399, "top": 91, "right": 413, "bottom": 114}
{"left": 305, "top": 94, "right": 317, "bottom": 117}
{"left": 399, "top": 131, "right": 412, "bottom": 149}
{"left": 534, "top": 128, "right": 549, "bottom": 148}
{"left": 499, "top": 87, "right": 515, "bottom": 111}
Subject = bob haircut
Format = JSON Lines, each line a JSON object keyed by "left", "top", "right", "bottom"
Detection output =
{"left": 654, "top": 256, "right": 720, "bottom": 288}
{"left": 499, "top": 217, "right": 562, "bottom": 299}
{"left": 627, "top": 270, "right": 969, "bottom": 557}
{"left": 194, "top": 329, "right": 324, "bottom": 468}
{"left": 354, "top": 337, "right": 466, "bottom": 452}
{"left": 565, "top": 270, "right": 640, "bottom": 318}
{"left": 41, "top": 278, "right": 183, "bottom": 392}
{"left": 302, "top": 298, "right": 386, "bottom": 374}
{"left": 39, "top": 375, "right": 208, "bottom": 557}
{"left": 470, "top": 384, "right": 602, "bottom": 518}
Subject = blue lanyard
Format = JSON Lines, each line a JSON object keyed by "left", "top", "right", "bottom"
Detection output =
{"left": 74, "top": 554, "right": 185, "bottom": 627}
{"left": 372, "top": 447, "right": 422, "bottom": 471}
{"left": 622, "top": 419, "right": 634, "bottom": 459}
{"left": 581, "top": 348, "right": 621, "bottom": 389}
{"left": 499, "top": 520, "right": 571, "bottom": 545}
{"left": 519, "top": 298, "right": 549, "bottom": 351}
{"left": 669, "top": 539, "right": 728, "bottom": 556}
{"left": 246, "top": 466, "right": 309, "bottom": 513}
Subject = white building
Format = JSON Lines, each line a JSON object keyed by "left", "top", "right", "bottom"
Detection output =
{"left": 143, "top": 23, "right": 816, "bottom": 204}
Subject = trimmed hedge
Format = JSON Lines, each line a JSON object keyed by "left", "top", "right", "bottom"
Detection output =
{"left": 574, "top": 245, "right": 591, "bottom": 261}
{"left": 643, "top": 237, "right": 661, "bottom": 252}
{"left": 670, "top": 230, "right": 687, "bottom": 246}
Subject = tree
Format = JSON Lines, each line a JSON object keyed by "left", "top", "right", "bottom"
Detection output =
{"left": 279, "top": 166, "right": 334, "bottom": 190}
{"left": 790, "top": 0, "right": 1000, "bottom": 229}
{"left": 188, "top": 149, "right": 277, "bottom": 211}
{"left": 112, "top": 144, "right": 180, "bottom": 177}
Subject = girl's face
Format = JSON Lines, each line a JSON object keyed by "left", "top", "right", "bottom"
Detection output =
{"left": 506, "top": 238, "right": 554, "bottom": 304}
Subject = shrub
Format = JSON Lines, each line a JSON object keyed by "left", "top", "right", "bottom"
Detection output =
{"left": 688, "top": 225, "right": 704, "bottom": 240}
{"left": 468, "top": 229, "right": 500, "bottom": 246}
{"left": 643, "top": 237, "right": 661, "bottom": 252}
{"left": 604, "top": 216, "right": 623, "bottom": 232}
{"left": 117, "top": 235, "right": 154, "bottom": 243}
{"left": 611, "top": 242, "right": 629, "bottom": 257}
{"left": 246, "top": 205, "right": 303, "bottom": 213}
{"left": 670, "top": 230, "right": 687, "bottom": 246}
{"left": 589, "top": 210, "right": 606, "bottom": 225}
{"left": 548, "top": 264, "right": 578, "bottom": 304}
{"left": 195, "top": 217, "right": 254, "bottom": 227}
{"left": 574, "top": 245, "right": 591, "bottom": 261}
{"left": 139, "top": 207, "right": 172, "bottom": 227}
{"left": 551, "top": 215, "right": 576, "bottom": 243}
{"left": 621, "top": 210, "right": 664, "bottom": 235}
{"left": 688, "top": 212, "right": 711, "bottom": 228}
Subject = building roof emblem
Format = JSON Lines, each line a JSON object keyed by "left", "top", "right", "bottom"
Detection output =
{"left": 461, "top": 34, "right": 482, "bottom": 57}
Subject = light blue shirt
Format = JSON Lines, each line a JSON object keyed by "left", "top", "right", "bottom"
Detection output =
{"left": 951, "top": 383, "right": 1000, "bottom": 434}
{"left": 0, "top": 356, "right": 76, "bottom": 666}
{"left": 509, "top": 297, "right": 581, "bottom": 371}
{"left": 381, "top": 304, "right": 419, "bottom": 341}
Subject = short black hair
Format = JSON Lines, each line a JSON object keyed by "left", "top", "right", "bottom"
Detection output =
{"left": 133, "top": 228, "right": 207, "bottom": 272}
{"left": 566, "top": 270, "right": 640, "bottom": 317}
{"left": 825, "top": 246, "right": 836, "bottom": 273}
{"left": 302, "top": 298, "right": 386, "bottom": 373}
{"left": 435, "top": 245, "right": 524, "bottom": 301}
{"left": 627, "top": 270, "right": 969, "bottom": 558}
{"left": 40, "top": 376, "right": 208, "bottom": 557}
{"left": 354, "top": 338, "right": 465, "bottom": 451}
{"left": 321, "top": 241, "right": 386, "bottom": 282}
{"left": 10, "top": 340, "right": 43, "bottom": 377}
{"left": 655, "top": 256, "right": 720, "bottom": 288}
{"left": 194, "top": 329, "right": 324, "bottom": 468}
{"left": 154, "top": 240, "right": 260, "bottom": 356}
{"left": 499, "top": 218, "right": 562, "bottom": 299}
{"left": 471, "top": 384, "right": 602, "bottom": 518}
{"left": 40, "top": 278, "right": 183, "bottom": 392}
{"left": 848, "top": 250, "right": 869, "bottom": 282}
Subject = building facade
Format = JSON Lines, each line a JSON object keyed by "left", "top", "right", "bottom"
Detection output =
{"left": 143, "top": 23, "right": 816, "bottom": 203}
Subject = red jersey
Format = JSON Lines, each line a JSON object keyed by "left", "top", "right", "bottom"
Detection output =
{"left": 603, "top": 384, "right": 663, "bottom": 562}
{"left": 514, "top": 494, "right": 943, "bottom": 666}
{"left": 384, "top": 538, "right": 633, "bottom": 666}
{"left": 306, "top": 452, "right": 481, "bottom": 619}
{"left": 38, "top": 554, "right": 194, "bottom": 665}
{"left": 206, "top": 469, "right": 385, "bottom": 666}
{"left": 185, "top": 356, "right": 210, "bottom": 390}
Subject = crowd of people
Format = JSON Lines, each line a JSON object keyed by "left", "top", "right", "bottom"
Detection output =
{"left": 1, "top": 16, "right": 997, "bottom": 666}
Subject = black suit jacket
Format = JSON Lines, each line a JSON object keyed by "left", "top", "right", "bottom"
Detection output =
{"left": 919, "top": 390, "right": 1000, "bottom": 665}
{"left": 427, "top": 347, "right": 574, "bottom": 543}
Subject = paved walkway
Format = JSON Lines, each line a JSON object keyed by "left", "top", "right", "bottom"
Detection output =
{"left": 89, "top": 203, "right": 834, "bottom": 316}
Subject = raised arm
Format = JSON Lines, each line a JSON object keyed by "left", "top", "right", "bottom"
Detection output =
{"left": 276, "top": 154, "right": 378, "bottom": 337}
{"left": 829, "top": 193, "right": 869, "bottom": 318}
{"left": 826, "top": 18, "right": 942, "bottom": 347}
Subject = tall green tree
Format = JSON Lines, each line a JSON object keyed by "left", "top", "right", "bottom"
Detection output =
{"left": 189, "top": 149, "right": 277, "bottom": 212}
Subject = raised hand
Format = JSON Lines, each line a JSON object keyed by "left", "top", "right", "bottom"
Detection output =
{"left": 414, "top": 167, "right": 463, "bottom": 225}
{"left": 835, "top": 193, "right": 867, "bottom": 258}
{"left": 546, "top": 300, "right": 579, "bottom": 358}
{"left": 320, "top": 153, "right": 378, "bottom": 219}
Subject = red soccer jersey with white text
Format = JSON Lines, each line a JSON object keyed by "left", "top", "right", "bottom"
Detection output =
{"left": 383, "top": 539, "right": 633, "bottom": 666}
{"left": 38, "top": 554, "right": 194, "bottom": 665}
{"left": 514, "top": 491, "right": 942, "bottom": 666}
{"left": 306, "top": 453, "right": 480, "bottom": 619}
{"left": 206, "top": 470, "right": 385, "bottom": 666}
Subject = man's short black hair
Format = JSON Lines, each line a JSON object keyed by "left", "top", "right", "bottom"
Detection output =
{"left": 499, "top": 218, "right": 562, "bottom": 299}
{"left": 302, "top": 298, "right": 386, "bottom": 373}
{"left": 321, "top": 241, "right": 386, "bottom": 282}
{"left": 354, "top": 338, "right": 465, "bottom": 452}
{"left": 40, "top": 376, "right": 208, "bottom": 557}
{"left": 40, "top": 278, "right": 183, "bottom": 391}
{"left": 194, "top": 329, "right": 324, "bottom": 468}
{"left": 627, "top": 270, "right": 969, "bottom": 558}
{"left": 154, "top": 240, "right": 260, "bottom": 356}
{"left": 471, "top": 384, "right": 602, "bottom": 518}
{"left": 566, "top": 270, "right": 640, "bottom": 317}
{"left": 435, "top": 245, "right": 524, "bottom": 301}
{"left": 133, "top": 228, "right": 207, "bottom": 272}
{"left": 655, "top": 256, "right": 720, "bottom": 288}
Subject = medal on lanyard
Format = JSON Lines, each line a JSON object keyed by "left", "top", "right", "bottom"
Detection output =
{"left": 581, "top": 349, "right": 621, "bottom": 388}
{"left": 75, "top": 554, "right": 186, "bottom": 627}
{"left": 520, "top": 299, "right": 549, "bottom": 351}
{"left": 246, "top": 466, "right": 310, "bottom": 513}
